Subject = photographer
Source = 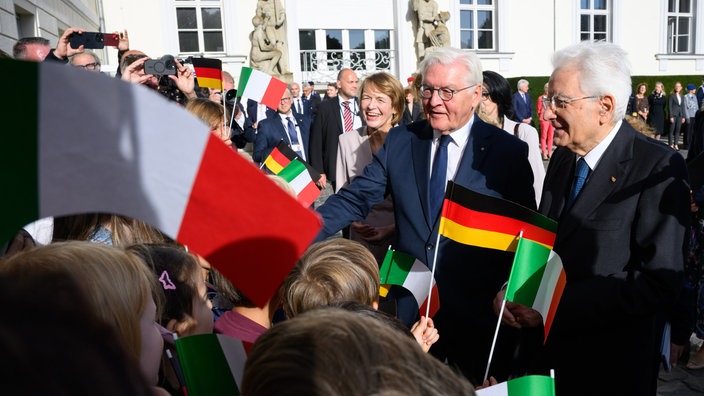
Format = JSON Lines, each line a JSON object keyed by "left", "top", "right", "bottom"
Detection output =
{"left": 120, "top": 52, "right": 197, "bottom": 104}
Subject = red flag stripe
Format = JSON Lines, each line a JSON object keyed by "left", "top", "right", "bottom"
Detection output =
{"left": 260, "top": 78, "right": 288, "bottom": 109}
{"left": 297, "top": 181, "right": 320, "bottom": 208}
{"left": 194, "top": 67, "right": 222, "bottom": 80}
{"left": 543, "top": 269, "right": 566, "bottom": 343}
{"left": 269, "top": 147, "right": 291, "bottom": 173}
{"left": 442, "top": 198, "right": 556, "bottom": 248}
{"left": 419, "top": 283, "right": 440, "bottom": 318}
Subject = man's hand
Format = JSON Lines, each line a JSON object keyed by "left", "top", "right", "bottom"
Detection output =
{"left": 169, "top": 59, "right": 197, "bottom": 100}
{"left": 116, "top": 30, "right": 129, "bottom": 51}
{"left": 121, "top": 57, "right": 157, "bottom": 87}
{"left": 53, "top": 27, "right": 86, "bottom": 60}
{"left": 493, "top": 289, "right": 542, "bottom": 329}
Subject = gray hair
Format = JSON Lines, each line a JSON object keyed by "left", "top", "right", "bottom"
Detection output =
{"left": 552, "top": 41, "right": 631, "bottom": 123}
{"left": 517, "top": 79, "right": 529, "bottom": 91}
{"left": 69, "top": 50, "right": 101, "bottom": 66}
{"left": 418, "top": 47, "right": 483, "bottom": 87}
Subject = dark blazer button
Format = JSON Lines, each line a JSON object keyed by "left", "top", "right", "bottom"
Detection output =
{"left": 425, "top": 243, "right": 434, "bottom": 250}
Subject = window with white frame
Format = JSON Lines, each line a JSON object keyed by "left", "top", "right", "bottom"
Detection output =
{"left": 667, "top": 0, "right": 694, "bottom": 53}
{"left": 298, "top": 29, "right": 392, "bottom": 73}
{"left": 579, "top": 0, "right": 610, "bottom": 41}
{"left": 458, "top": 0, "right": 495, "bottom": 51}
{"left": 175, "top": 0, "right": 224, "bottom": 53}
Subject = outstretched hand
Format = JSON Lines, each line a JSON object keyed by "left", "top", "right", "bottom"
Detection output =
{"left": 53, "top": 27, "right": 86, "bottom": 60}
{"left": 169, "top": 59, "right": 197, "bottom": 100}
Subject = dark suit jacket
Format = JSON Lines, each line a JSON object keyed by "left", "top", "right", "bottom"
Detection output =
{"left": 402, "top": 101, "right": 423, "bottom": 125}
{"left": 253, "top": 110, "right": 311, "bottom": 164}
{"left": 303, "top": 93, "right": 322, "bottom": 119}
{"left": 512, "top": 92, "right": 533, "bottom": 123}
{"left": 309, "top": 96, "right": 364, "bottom": 186}
{"left": 669, "top": 93, "right": 685, "bottom": 118}
{"left": 537, "top": 122, "right": 689, "bottom": 395}
{"left": 246, "top": 99, "right": 277, "bottom": 126}
{"left": 315, "top": 115, "right": 536, "bottom": 383}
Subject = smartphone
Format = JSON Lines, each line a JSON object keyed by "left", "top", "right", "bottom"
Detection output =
{"left": 69, "top": 32, "right": 118, "bottom": 49}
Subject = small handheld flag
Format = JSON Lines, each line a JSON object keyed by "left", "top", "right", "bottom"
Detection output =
{"left": 379, "top": 248, "right": 440, "bottom": 318}
{"left": 191, "top": 57, "right": 223, "bottom": 90}
{"left": 277, "top": 159, "right": 320, "bottom": 207}
{"left": 237, "top": 67, "right": 287, "bottom": 110}
{"left": 263, "top": 140, "right": 321, "bottom": 182}
{"left": 475, "top": 374, "right": 555, "bottom": 396}
{"left": 175, "top": 333, "right": 247, "bottom": 396}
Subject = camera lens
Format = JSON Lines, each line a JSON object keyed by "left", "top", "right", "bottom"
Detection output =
{"left": 96, "top": 33, "right": 104, "bottom": 42}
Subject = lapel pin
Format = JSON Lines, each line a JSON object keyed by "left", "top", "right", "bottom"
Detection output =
{"left": 610, "top": 176, "right": 616, "bottom": 182}
{"left": 480, "top": 147, "right": 485, "bottom": 151}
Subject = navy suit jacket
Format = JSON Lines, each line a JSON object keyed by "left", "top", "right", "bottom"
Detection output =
{"left": 253, "top": 110, "right": 311, "bottom": 164}
{"left": 512, "top": 92, "right": 533, "bottom": 123}
{"left": 537, "top": 122, "right": 689, "bottom": 395}
{"left": 309, "top": 96, "right": 346, "bottom": 185}
{"left": 246, "top": 99, "right": 277, "bottom": 126}
{"left": 315, "top": 115, "right": 536, "bottom": 382}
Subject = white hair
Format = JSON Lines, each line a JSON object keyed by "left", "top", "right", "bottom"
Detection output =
{"left": 552, "top": 41, "right": 631, "bottom": 123}
{"left": 419, "top": 47, "right": 483, "bottom": 87}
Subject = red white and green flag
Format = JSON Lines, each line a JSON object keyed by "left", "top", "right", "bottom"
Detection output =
{"left": 505, "top": 236, "right": 566, "bottom": 342}
{"left": 0, "top": 58, "right": 322, "bottom": 307}
{"left": 236, "top": 67, "right": 287, "bottom": 110}
{"left": 277, "top": 159, "right": 320, "bottom": 208}
{"left": 175, "top": 333, "right": 247, "bottom": 396}
{"left": 379, "top": 249, "right": 440, "bottom": 318}
{"left": 475, "top": 375, "right": 555, "bottom": 396}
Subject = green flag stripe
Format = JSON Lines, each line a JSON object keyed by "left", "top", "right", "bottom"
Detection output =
{"left": 175, "top": 334, "right": 240, "bottom": 395}
{"left": 379, "top": 250, "right": 416, "bottom": 285}
{"left": 277, "top": 159, "right": 306, "bottom": 183}
{"left": 505, "top": 238, "right": 551, "bottom": 306}
{"left": 0, "top": 59, "right": 39, "bottom": 246}
{"left": 236, "top": 67, "right": 252, "bottom": 95}
{"left": 506, "top": 375, "right": 555, "bottom": 396}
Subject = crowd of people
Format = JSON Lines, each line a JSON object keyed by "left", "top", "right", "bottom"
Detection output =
{"left": 5, "top": 27, "right": 704, "bottom": 396}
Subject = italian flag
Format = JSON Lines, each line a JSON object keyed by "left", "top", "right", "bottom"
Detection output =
{"left": 236, "top": 67, "right": 287, "bottom": 110}
{"left": 379, "top": 249, "right": 440, "bottom": 317}
{"left": 277, "top": 159, "right": 320, "bottom": 208}
{"left": 475, "top": 375, "right": 555, "bottom": 396}
{"left": 0, "top": 58, "right": 322, "bottom": 308}
{"left": 175, "top": 334, "right": 247, "bottom": 396}
{"left": 505, "top": 236, "right": 566, "bottom": 342}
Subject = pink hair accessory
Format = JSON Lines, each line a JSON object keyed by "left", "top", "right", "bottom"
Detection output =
{"left": 159, "top": 270, "right": 176, "bottom": 290}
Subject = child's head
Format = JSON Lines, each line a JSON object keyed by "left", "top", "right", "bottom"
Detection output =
{"left": 128, "top": 243, "right": 213, "bottom": 337}
{"left": 0, "top": 242, "right": 163, "bottom": 385}
{"left": 282, "top": 239, "right": 380, "bottom": 318}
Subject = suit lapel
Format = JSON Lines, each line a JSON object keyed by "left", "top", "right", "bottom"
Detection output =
{"left": 557, "top": 124, "right": 635, "bottom": 240}
{"left": 411, "top": 122, "right": 434, "bottom": 229}
{"left": 456, "top": 116, "right": 490, "bottom": 179}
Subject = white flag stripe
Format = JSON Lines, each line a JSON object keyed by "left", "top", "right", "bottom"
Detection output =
{"left": 404, "top": 260, "right": 434, "bottom": 306}
{"left": 475, "top": 381, "right": 509, "bottom": 396}
{"left": 532, "top": 250, "right": 563, "bottom": 322}
{"left": 287, "top": 168, "right": 312, "bottom": 195}
{"left": 38, "top": 65, "right": 209, "bottom": 236}
{"left": 241, "top": 69, "right": 271, "bottom": 102}
{"left": 218, "top": 334, "right": 247, "bottom": 388}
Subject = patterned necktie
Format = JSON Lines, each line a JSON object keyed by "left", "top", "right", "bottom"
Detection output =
{"left": 287, "top": 117, "right": 303, "bottom": 157}
{"left": 567, "top": 157, "right": 590, "bottom": 209}
{"left": 342, "top": 101, "right": 353, "bottom": 132}
{"left": 429, "top": 134, "right": 452, "bottom": 217}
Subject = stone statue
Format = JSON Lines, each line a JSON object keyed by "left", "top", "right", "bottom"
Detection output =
{"left": 413, "top": 0, "right": 450, "bottom": 61}
{"left": 254, "top": 0, "right": 290, "bottom": 75}
{"left": 249, "top": 15, "right": 282, "bottom": 75}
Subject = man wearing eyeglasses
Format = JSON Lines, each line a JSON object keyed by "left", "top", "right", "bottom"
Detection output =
{"left": 69, "top": 51, "right": 101, "bottom": 72}
{"left": 509, "top": 41, "right": 689, "bottom": 396}
{"left": 314, "top": 47, "right": 535, "bottom": 385}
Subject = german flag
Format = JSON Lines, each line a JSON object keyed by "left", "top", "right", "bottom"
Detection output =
{"left": 438, "top": 181, "right": 557, "bottom": 251}
{"left": 192, "top": 57, "right": 222, "bottom": 90}
{"left": 262, "top": 141, "right": 321, "bottom": 182}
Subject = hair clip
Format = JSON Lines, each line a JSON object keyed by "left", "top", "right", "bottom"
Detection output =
{"left": 159, "top": 270, "right": 176, "bottom": 290}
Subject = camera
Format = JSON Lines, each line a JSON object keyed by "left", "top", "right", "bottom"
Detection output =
{"left": 224, "top": 89, "right": 238, "bottom": 105}
{"left": 144, "top": 55, "right": 176, "bottom": 75}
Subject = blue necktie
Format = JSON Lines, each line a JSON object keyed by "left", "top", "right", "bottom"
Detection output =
{"left": 429, "top": 134, "right": 452, "bottom": 216}
{"left": 567, "top": 157, "right": 590, "bottom": 209}
{"left": 287, "top": 117, "right": 303, "bottom": 157}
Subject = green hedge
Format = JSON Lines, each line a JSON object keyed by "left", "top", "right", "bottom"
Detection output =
{"left": 507, "top": 75, "right": 703, "bottom": 122}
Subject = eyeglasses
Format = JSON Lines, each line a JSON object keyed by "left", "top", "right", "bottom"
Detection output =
{"left": 419, "top": 84, "right": 477, "bottom": 101}
{"left": 542, "top": 95, "right": 599, "bottom": 110}
{"left": 280, "top": 97, "right": 292, "bottom": 103}
{"left": 74, "top": 62, "right": 100, "bottom": 70}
